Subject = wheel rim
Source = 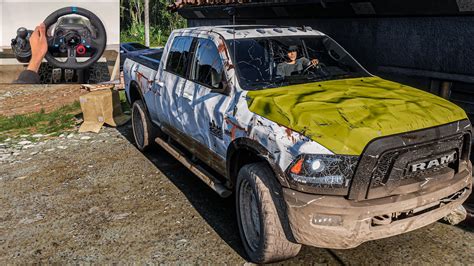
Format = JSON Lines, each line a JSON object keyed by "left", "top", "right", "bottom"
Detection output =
{"left": 239, "top": 179, "right": 261, "bottom": 252}
{"left": 132, "top": 105, "right": 145, "bottom": 148}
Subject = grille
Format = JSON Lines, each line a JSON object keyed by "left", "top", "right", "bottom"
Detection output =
{"left": 371, "top": 151, "right": 400, "bottom": 187}
{"left": 369, "top": 134, "right": 465, "bottom": 188}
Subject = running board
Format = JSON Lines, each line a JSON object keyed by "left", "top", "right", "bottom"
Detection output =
{"left": 155, "top": 137, "right": 232, "bottom": 198}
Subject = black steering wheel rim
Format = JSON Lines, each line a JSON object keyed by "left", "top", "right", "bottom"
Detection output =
{"left": 43, "top": 7, "right": 107, "bottom": 69}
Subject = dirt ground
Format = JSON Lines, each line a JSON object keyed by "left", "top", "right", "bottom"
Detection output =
{"left": 1, "top": 123, "right": 474, "bottom": 264}
{"left": 0, "top": 84, "right": 86, "bottom": 117}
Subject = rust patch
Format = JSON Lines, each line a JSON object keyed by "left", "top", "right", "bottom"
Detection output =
{"left": 135, "top": 71, "right": 154, "bottom": 92}
{"left": 217, "top": 36, "right": 231, "bottom": 60}
{"left": 136, "top": 71, "right": 152, "bottom": 83}
{"left": 285, "top": 127, "right": 296, "bottom": 144}
{"left": 225, "top": 117, "right": 246, "bottom": 140}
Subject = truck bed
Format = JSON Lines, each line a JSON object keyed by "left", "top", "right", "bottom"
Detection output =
{"left": 128, "top": 49, "right": 163, "bottom": 70}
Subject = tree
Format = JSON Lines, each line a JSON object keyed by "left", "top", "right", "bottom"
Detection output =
{"left": 121, "top": 0, "right": 186, "bottom": 46}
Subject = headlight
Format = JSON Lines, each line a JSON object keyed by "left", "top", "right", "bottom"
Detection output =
{"left": 286, "top": 154, "right": 359, "bottom": 195}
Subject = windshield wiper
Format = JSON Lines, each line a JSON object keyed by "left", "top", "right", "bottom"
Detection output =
{"left": 246, "top": 80, "right": 285, "bottom": 89}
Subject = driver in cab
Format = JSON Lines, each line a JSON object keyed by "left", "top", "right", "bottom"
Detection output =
{"left": 14, "top": 23, "right": 48, "bottom": 83}
{"left": 277, "top": 45, "right": 319, "bottom": 77}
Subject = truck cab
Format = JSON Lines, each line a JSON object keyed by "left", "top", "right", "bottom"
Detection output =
{"left": 124, "top": 25, "right": 472, "bottom": 263}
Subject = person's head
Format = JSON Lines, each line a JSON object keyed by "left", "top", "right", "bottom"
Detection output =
{"left": 287, "top": 45, "right": 298, "bottom": 61}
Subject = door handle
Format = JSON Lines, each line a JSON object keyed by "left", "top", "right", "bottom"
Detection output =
{"left": 151, "top": 81, "right": 164, "bottom": 94}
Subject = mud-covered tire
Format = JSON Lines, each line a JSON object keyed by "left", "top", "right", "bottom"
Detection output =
{"left": 236, "top": 163, "right": 301, "bottom": 263}
{"left": 131, "top": 100, "right": 157, "bottom": 151}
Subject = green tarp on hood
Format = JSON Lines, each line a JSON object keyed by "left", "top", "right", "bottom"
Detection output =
{"left": 246, "top": 77, "right": 467, "bottom": 155}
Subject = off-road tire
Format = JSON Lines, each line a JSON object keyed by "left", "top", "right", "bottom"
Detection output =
{"left": 236, "top": 162, "right": 301, "bottom": 263}
{"left": 131, "top": 100, "right": 157, "bottom": 151}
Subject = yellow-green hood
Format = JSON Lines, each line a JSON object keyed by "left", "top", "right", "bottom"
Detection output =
{"left": 246, "top": 77, "right": 467, "bottom": 155}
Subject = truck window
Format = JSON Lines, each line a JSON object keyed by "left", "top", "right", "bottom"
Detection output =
{"left": 190, "top": 39, "right": 224, "bottom": 89}
{"left": 227, "top": 36, "right": 370, "bottom": 90}
{"left": 165, "top": 36, "right": 193, "bottom": 77}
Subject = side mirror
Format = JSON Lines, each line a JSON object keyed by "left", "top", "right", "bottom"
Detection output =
{"left": 120, "top": 50, "right": 125, "bottom": 54}
{"left": 329, "top": 49, "right": 340, "bottom": 61}
{"left": 210, "top": 70, "right": 232, "bottom": 95}
{"left": 211, "top": 79, "right": 231, "bottom": 95}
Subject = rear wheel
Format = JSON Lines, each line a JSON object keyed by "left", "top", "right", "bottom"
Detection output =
{"left": 236, "top": 163, "right": 301, "bottom": 263}
{"left": 131, "top": 99, "right": 158, "bottom": 151}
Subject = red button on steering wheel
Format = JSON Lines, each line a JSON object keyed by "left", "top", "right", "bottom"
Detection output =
{"left": 76, "top": 44, "right": 86, "bottom": 55}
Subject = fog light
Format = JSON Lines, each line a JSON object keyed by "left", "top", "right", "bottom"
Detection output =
{"left": 311, "top": 214, "right": 342, "bottom": 226}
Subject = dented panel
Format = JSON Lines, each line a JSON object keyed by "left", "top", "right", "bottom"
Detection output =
{"left": 246, "top": 77, "right": 468, "bottom": 156}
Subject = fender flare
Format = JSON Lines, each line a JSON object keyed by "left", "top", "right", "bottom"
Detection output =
{"left": 226, "top": 137, "right": 290, "bottom": 188}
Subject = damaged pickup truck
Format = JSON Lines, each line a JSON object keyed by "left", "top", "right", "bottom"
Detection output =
{"left": 123, "top": 26, "right": 472, "bottom": 263}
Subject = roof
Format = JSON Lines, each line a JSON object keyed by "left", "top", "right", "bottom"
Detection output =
{"left": 169, "top": 0, "right": 474, "bottom": 16}
{"left": 171, "top": 25, "right": 324, "bottom": 40}
{"left": 168, "top": 0, "right": 251, "bottom": 12}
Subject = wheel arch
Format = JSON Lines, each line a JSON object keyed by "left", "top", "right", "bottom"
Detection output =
{"left": 230, "top": 137, "right": 298, "bottom": 247}
{"left": 128, "top": 80, "right": 142, "bottom": 105}
{"left": 226, "top": 137, "right": 290, "bottom": 189}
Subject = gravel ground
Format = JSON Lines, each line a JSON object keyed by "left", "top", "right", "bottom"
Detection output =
{"left": 1, "top": 124, "right": 473, "bottom": 264}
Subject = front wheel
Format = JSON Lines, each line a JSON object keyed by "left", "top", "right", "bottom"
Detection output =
{"left": 236, "top": 163, "right": 301, "bottom": 263}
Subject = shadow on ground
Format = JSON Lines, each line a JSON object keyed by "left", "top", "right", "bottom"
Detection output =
{"left": 116, "top": 122, "right": 248, "bottom": 260}
{"left": 115, "top": 122, "right": 474, "bottom": 264}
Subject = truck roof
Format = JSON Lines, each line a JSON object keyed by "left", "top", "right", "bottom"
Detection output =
{"left": 172, "top": 25, "right": 325, "bottom": 40}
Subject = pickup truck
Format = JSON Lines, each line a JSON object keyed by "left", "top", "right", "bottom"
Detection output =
{"left": 123, "top": 25, "right": 472, "bottom": 263}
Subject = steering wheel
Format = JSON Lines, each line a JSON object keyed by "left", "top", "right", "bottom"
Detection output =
{"left": 302, "top": 61, "right": 331, "bottom": 78}
{"left": 43, "top": 7, "right": 107, "bottom": 69}
{"left": 303, "top": 62, "right": 319, "bottom": 73}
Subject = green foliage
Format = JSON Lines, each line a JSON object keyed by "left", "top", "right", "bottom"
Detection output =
{"left": 0, "top": 101, "right": 82, "bottom": 140}
{"left": 120, "top": 0, "right": 186, "bottom": 47}
{"left": 121, "top": 25, "right": 169, "bottom": 47}
{"left": 119, "top": 90, "right": 131, "bottom": 113}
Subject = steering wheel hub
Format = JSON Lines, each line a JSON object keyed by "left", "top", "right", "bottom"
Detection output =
{"left": 64, "top": 32, "right": 81, "bottom": 47}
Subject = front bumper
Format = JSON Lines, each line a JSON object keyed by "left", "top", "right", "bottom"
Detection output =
{"left": 283, "top": 165, "right": 472, "bottom": 249}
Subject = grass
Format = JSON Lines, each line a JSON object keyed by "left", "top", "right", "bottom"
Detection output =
{"left": 119, "top": 90, "right": 131, "bottom": 113}
{"left": 0, "top": 90, "right": 130, "bottom": 142}
{"left": 0, "top": 101, "right": 82, "bottom": 142}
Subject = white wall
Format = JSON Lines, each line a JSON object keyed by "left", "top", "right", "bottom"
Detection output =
{"left": 1, "top": 0, "right": 119, "bottom": 49}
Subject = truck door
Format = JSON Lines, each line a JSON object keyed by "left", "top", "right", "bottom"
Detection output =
{"left": 155, "top": 36, "right": 194, "bottom": 132}
{"left": 178, "top": 38, "right": 233, "bottom": 159}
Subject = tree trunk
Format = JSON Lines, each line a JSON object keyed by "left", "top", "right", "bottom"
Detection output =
{"left": 145, "top": 0, "right": 150, "bottom": 47}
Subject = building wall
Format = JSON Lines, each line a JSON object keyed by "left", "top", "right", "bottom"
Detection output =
{"left": 187, "top": 16, "right": 474, "bottom": 117}
{"left": 188, "top": 16, "right": 474, "bottom": 77}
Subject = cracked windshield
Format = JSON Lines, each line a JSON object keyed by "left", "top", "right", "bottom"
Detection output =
{"left": 228, "top": 35, "right": 370, "bottom": 90}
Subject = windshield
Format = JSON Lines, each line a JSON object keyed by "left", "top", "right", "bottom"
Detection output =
{"left": 227, "top": 35, "right": 370, "bottom": 90}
